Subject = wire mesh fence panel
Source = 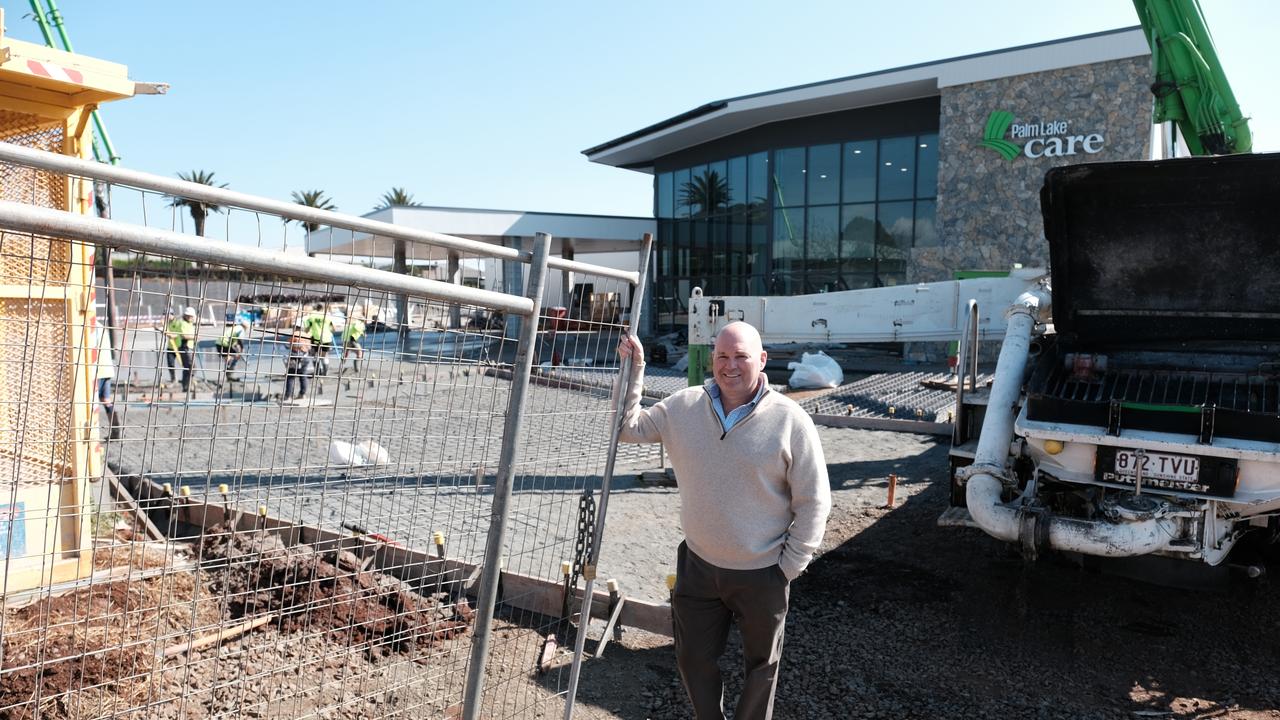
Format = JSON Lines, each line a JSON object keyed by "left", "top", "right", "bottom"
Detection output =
{"left": 465, "top": 264, "right": 647, "bottom": 719}
{"left": 0, "top": 145, "right": 651, "bottom": 720}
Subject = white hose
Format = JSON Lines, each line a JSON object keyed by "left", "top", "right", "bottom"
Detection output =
{"left": 963, "top": 288, "right": 1179, "bottom": 558}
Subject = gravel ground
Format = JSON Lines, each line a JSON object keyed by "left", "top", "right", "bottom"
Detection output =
{"left": 575, "top": 426, "right": 1280, "bottom": 720}
{"left": 81, "top": 333, "right": 1280, "bottom": 718}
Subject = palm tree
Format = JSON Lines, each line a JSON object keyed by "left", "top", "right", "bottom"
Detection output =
{"left": 375, "top": 187, "right": 423, "bottom": 211}
{"left": 168, "top": 170, "right": 227, "bottom": 237}
{"left": 680, "top": 170, "right": 730, "bottom": 217}
{"left": 290, "top": 189, "right": 337, "bottom": 233}
{"left": 167, "top": 170, "right": 227, "bottom": 284}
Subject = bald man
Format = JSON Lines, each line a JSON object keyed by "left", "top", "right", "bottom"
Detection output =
{"left": 617, "top": 322, "right": 831, "bottom": 720}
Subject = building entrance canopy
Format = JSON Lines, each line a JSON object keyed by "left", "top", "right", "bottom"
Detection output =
{"left": 305, "top": 206, "right": 654, "bottom": 261}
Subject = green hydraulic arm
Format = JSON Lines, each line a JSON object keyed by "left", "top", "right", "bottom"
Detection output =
{"left": 26, "top": 0, "right": 120, "bottom": 165}
{"left": 1132, "top": 0, "right": 1252, "bottom": 155}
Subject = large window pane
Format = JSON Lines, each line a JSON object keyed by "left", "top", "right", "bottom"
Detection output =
{"left": 674, "top": 168, "right": 691, "bottom": 218}
{"left": 878, "top": 137, "right": 915, "bottom": 201}
{"left": 747, "top": 152, "right": 769, "bottom": 214}
{"left": 730, "top": 210, "right": 748, "bottom": 247}
{"left": 808, "top": 144, "right": 839, "bottom": 205}
{"left": 657, "top": 220, "right": 673, "bottom": 275}
{"left": 916, "top": 133, "right": 939, "bottom": 199}
{"left": 690, "top": 218, "right": 708, "bottom": 275}
{"left": 730, "top": 210, "right": 748, "bottom": 276}
{"left": 657, "top": 172, "right": 674, "bottom": 219}
{"left": 693, "top": 166, "right": 729, "bottom": 217}
{"left": 877, "top": 201, "right": 914, "bottom": 280}
{"left": 674, "top": 220, "right": 690, "bottom": 275}
{"left": 808, "top": 204, "right": 839, "bottom": 293}
{"left": 914, "top": 200, "right": 938, "bottom": 247}
{"left": 773, "top": 147, "right": 805, "bottom": 208}
{"left": 749, "top": 220, "right": 767, "bottom": 274}
{"left": 710, "top": 217, "right": 728, "bottom": 275}
{"left": 727, "top": 156, "right": 747, "bottom": 210}
{"left": 842, "top": 141, "right": 876, "bottom": 203}
{"left": 708, "top": 161, "right": 728, "bottom": 216}
{"left": 807, "top": 205, "right": 839, "bottom": 267}
{"left": 840, "top": 203, "right": 876, "bottom": 272}
{"left": 772, "top": 207, "right": 804, "bottom": 274}
{"left": 684, "top": 164, "right": 709, "bottom": 217}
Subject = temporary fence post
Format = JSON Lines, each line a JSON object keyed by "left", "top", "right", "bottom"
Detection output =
{"left": 394, "top": 239, "right": 409, "bottom": 355}
{"left": 461, "top": 232, "right": 553, "bottom": 720}
{"left": 561, "top": 232, "right": 653, "bottom": 720}
{"left": 447, "top": 250, "right": 462, "bottom": 328}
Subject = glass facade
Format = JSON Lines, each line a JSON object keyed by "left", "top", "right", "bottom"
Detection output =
{"left": 652, "top": 133, "right": 939, "bottom": 328}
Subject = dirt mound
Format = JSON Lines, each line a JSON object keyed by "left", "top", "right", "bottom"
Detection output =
{"left": 1, "top": 529, "right": 474, "bottom": 720}
{"left": 0, "top": 547, "right": 207, "bottom": 720}
{"left": 198, "top": 523, "right": 472, "bottom": 655}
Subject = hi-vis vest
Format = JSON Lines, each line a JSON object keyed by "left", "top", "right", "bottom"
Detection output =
{"left": 342, "top": 318, "right": 366, "bottom": 344}
{"left": 303, "top": 312, "right": 334, "bottom": 344}
{"left": 166, "top": 318, "right": 195, "bottom": 351}
{"left": 216, "top": 324, "right": 245, "bottom": 348}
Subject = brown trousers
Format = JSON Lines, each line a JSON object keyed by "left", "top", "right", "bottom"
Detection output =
{"left": 673, "top": 542, "right": 790, "bottom": 720}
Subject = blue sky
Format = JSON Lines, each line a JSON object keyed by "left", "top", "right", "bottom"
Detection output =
{"left": 9, "top": 1, "right": 1278, "bottom": 231}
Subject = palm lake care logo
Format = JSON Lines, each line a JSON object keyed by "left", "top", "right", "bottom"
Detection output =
{"left": 981, "top": 110, "right": 1106, "bottom": 160}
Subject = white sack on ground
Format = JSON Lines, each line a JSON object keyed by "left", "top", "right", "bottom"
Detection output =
{"left": 787, "top": 351, "right": 844, "bottom": 389}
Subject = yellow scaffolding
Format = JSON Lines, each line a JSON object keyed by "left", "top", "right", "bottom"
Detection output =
{"left": 0, "top": 9, "right": 137, "bottom": 594}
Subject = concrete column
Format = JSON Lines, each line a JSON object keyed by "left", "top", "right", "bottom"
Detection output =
{"left": 394, "top": 239, "right": 409, "bottom": 353}
{"left": 560, "top": 240, "right": 574, "bottom": 313}
{"left": 447, "top": 250, "right": 462, "bottom": 329}
{"left": 501, "top": 236, "right": 525, "bottom": 340}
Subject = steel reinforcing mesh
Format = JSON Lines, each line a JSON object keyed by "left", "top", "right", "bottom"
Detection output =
{"left": 0, "top": 150, "right": 654, "bottom": 719}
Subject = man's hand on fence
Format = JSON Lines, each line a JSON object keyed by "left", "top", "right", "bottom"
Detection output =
{"left": 616, "top": 335, "right": 644, "bottom": 367}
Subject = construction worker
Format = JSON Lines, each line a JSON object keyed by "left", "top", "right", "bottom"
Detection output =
{"left": 340, "top": 310, "right": 366, "bottom": 374}
{"left": 283, "top": 324, "right": 312, "bottom": 401}
{"left": 216, "top": 317, "right": 251, "bottom": 383}
{"left": 164, "top": 306, "right": 198, "bottom": 392}
{"left": 302, "top": 304, "right": 336, "bottom": 377}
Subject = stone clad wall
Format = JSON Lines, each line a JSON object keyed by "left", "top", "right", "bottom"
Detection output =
{"left": 913, "top": 56, "right": 1151, "bottom": 282}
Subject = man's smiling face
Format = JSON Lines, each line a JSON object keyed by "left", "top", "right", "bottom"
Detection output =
{"left": 712, "top": 322, "right": 766, "bottom": 405}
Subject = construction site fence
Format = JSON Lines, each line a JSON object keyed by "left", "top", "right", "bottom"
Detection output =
{"left": 0, "top": 138, "right": 655, "bottom": 720}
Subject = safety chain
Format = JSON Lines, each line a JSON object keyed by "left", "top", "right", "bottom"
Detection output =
{"left": 571, "top": 491, "right": 597, "bottom": 590}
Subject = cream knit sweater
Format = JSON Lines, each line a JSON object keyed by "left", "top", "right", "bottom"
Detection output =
{"left": 619, "top": 365, "right": 831, "bottom": 580}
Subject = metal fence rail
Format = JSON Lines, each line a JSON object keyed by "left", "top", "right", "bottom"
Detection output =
{"left": 0, "top": 143, "right": 655, "bottom": 719}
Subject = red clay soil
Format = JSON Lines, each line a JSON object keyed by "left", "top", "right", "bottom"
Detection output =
{"left": 197, "top": 522, "right": 473, "bottom": 655}
{"left": 0, "top": 528, "right": 473, "bottom": 719}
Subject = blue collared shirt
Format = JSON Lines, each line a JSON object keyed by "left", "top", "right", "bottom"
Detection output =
{"left": 707, "top": 375, "right": 768, "bottom": 433}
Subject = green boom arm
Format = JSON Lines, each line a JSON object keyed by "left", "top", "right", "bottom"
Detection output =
{"left": 1132, "top": 0, "right": 1252, "bottom": 155}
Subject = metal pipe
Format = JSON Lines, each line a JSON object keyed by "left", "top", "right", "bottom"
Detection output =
{"left": 953, "top": 299, "right": 976, "bottom": 446}
{"left": 0, "top": 201, "right": 534, "bottom": 316}
{"left": 964, "top": 292, "right": 1049, "bottom": 543}
{"left": 963, "top": 287, "right": 1178, "bottom": 557}
{"left": 968, "top": 301, "right": 980, "bottom": 392}
{"left": 393, "top": 239, "right": 409, "bottom": 354}
{"left": 462, "top": 233, "right": 553, "bottom": 720}
{"left": 561, "top": 232, "right": 653, "bottom": 720}
{"left": 26, "top": 0, "right": 55, "bottom": 47}
{"left": 0, "top": 141, "right": 639, "bottom": 281}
